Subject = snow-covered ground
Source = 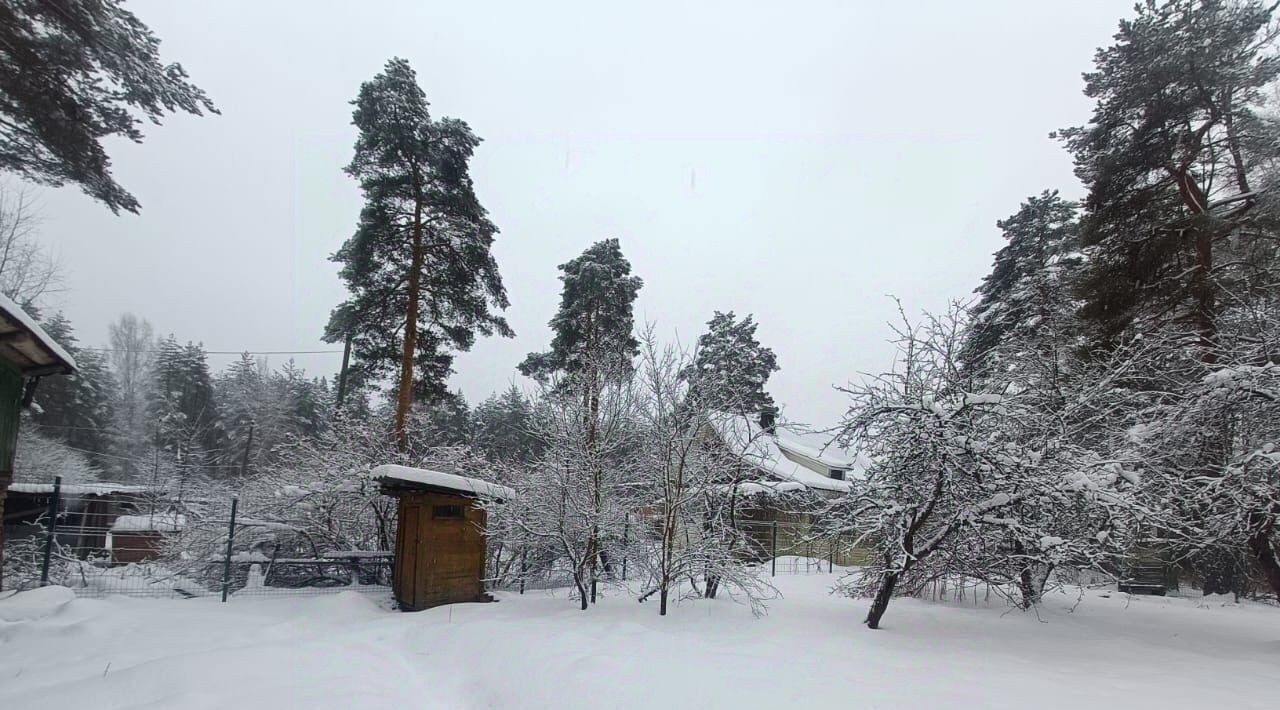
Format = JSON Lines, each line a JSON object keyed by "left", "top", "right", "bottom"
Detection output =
{"left": 2, "top": 569, "right": 1278, "bottom": 709}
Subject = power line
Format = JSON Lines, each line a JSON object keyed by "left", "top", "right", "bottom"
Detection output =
{"left": 79, "top": 348, "right": 344, "bottom": 355}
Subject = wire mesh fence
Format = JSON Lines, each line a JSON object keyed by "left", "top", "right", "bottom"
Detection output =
{"left": 5, "top": 477, "right": 872, "bottom": 601}
{"left": 483, "top": 518, "right": 871, "bottom": 596}
{"left": 3, "top": 477, "right": 394, "bottom": 599}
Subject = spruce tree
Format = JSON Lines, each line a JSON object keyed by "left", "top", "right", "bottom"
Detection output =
{"left": 1056, "top": 0, "right": 1280, "bottom": 352}
{"left": 0, "top": 0, "right": 217, "bottom": 213}
{"left": 29, "top": 314, "right": 115, "bottom": 469}
{"left": 325, "top": 58, "right": 511, "bottom": 450}
{"left": 148, "top": 335, "right": 221, "bottom": 476}
{"left": 681, "top": 311, "right": 779, "bottom": 416}
{"left": 473, "top": 386, "right": 541, "bottom": 464}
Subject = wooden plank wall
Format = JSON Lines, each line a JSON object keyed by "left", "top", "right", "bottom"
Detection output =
{"left": 394, "top": 492, "right": 488, "bottom": 610}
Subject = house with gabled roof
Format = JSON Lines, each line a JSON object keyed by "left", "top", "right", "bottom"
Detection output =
{"left": 707, "top": 409, "right": 861, "bottom": 496}
{"left": 704, "top": 409, "right": 868, "bottom": 563}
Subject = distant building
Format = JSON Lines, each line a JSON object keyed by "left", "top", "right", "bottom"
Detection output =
{"left": 707, "top": 410, "right": 862, "bottom": 496}
{"left": 706, "top": 410, "right": 868, "bottom": 563}
{"left": 0, "top": 295, "right": 77, "bottom": 590}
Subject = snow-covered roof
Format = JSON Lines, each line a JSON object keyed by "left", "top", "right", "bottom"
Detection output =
{"left": 774, "top": 437, "right": 855, "bottom": 469}
{"left": 371, "top": 464, "right": 514, "bottom": 501}
{"left": 0, "top": 293, "right": 76, "bottom": 375}
{"left": 708, "top": 413, "right": 854, "bottom": 494}
{"left": 110, "top": 513, "right": 186, "bottom": 533}
{"left": 8, "top": 481, "right": 150, "bottom": 496}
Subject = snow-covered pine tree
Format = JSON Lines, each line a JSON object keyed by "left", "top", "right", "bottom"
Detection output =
{"left": 681, "top": 311, "right": 779, "bottom": 416}
{"left": 409, "top": 390, "right": 472, "bottom": 447}
{"left": 0, "top": 0, "right": 217, "bottom": 213}
{"left": 1056, "top": 0, "right": 1280, "bottom": 352}
{"left": 472, "top": 385, "right": 542, "bottom": 464}
{"left": 518, "top": 238, "right": 643, "bottom": 604}
{"left": 324, "top": 58, "right": 511, "bottom": 451}
{"left": 274, "top": 360, "right": 330, "bottom": 440}
{"left": 147, "top": 336, "right": 221, "bottom": 480}
{"left": 961, "top": 190, "right": 1082, "bottom": 373}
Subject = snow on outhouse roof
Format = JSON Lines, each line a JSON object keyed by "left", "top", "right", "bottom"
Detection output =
{"left": 371, "top": 464, "right": 514, "bottom": 501}
{"left": 0, "top": 293, "right": 76, "bottom": 375}
{"left": 708, "top": 413, "right": 854, "bottom": 494}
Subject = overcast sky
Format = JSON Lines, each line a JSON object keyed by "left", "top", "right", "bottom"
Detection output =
{"left": 28, "top": 0, "right": 1132, "bottom": 428}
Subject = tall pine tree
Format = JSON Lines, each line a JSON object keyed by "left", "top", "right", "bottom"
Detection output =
{"left": 1057, "top": 0, "right": 1280, "bottom": 354}
{"left": 961, "top": 190, "right": 1082, "bottom": 372}
{"left": 681, "top": 311, "right": 779, "bottom": 417}
{"left": 325, "top": 58, "right": 511, "bottom": 450}
{"left": 519, "top": 238, "right": 642, "bottom": 605}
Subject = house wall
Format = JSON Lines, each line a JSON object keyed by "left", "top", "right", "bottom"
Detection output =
{"left": 393, "top": 492, "right": 488, "bottom": 611}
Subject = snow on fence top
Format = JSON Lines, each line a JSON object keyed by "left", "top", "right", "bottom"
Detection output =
{"left": 9, "top": 481, "right": 151, "bottom": 496}
{"left": 0, "top": 292, "right": 77, "bottom": 374}
{"left": 370, "top": 464, "right": 514, "bottom": 501}
{"left": 110, "top": 513, "right": 186, "bottom": 533}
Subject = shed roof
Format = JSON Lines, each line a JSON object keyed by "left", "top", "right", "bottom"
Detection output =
{"left": 0, "top": 294, "right": 76, "bottom": 375}
{"left": 371, "top": 464, "right": 513, "bottom": 501}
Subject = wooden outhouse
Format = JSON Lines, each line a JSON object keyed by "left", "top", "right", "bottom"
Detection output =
{"left": 0, "top": 295, "right": 76, "bottom": 590}
{"left": 373, "top": 464, "right": 513, "bottom": 611}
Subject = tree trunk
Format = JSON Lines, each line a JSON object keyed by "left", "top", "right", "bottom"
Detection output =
{"left": 659, "top": 587, "right": 668, "bottom": 616}
{"left": 1192, "top": 229, "right": 1217, "bottom": 363}
{"left": 1247, "top": 512, "right": 1280, "bottom": 600}
{"left": 864, "top": 571, "right": 900, "bottom": 629}
{"left": 393, "top": 199, "right": 425, "bottom": 451}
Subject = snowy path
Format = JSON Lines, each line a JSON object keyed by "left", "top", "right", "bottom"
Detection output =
{"left": 2, "top": 574, "right": 1278, "bottom": 709}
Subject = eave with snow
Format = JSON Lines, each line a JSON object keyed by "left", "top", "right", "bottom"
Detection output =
{"left": 707, "top": 411, "right": 863, "bottom": 496}
{"left": 0, "top": 294, "right": 77, "bottom": 377}
{"left": 371, "top": 464, "right": 514, "bottom": 501}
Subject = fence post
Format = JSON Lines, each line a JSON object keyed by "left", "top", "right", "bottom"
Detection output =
{"left": 519, "top": 549, "right": 527, "bottom": 595}
{"left": 770, "top": 520, "right": 778, "bottom": 577}
{"left": 621, "top": 513, "right": 629, "bottom": 581}
{"left": 829, "top": 536, "right": 835, "bottom": 574}
{"left": 39, "top": 476, "right": 62, "bottom": 586}
{"left": 221, "top": 497, "right": 238, "bottom": 602}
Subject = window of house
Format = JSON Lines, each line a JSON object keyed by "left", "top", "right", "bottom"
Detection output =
{"left": 432, "top": 504, "right": 464, "bottom": 519}
{"left": 829, "top": 469, "right": 846, "bottom": 481}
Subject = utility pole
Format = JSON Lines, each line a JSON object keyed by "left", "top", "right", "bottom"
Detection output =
{"left": 150, "top": 421, "right": 160, "bottom": 520}
{"left": 240, "top": 423, "right": 255, "bottom": 478}
{"left": 335, "top": 331, "right": 353, "bottom": 409}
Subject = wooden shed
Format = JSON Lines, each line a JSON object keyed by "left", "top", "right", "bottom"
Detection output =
{"left": 0, "top": 295, "right": 76, "bottom": 591}
{"left": 373, "top": 464, "right": 513, "bottom": 611}
{"left": 108, "top": 512, "right": 186, "bottom": 564}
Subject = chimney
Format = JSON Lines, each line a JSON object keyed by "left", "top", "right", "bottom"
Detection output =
{"left": 758, "top": 406, "right": 777, "bottom": 435}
